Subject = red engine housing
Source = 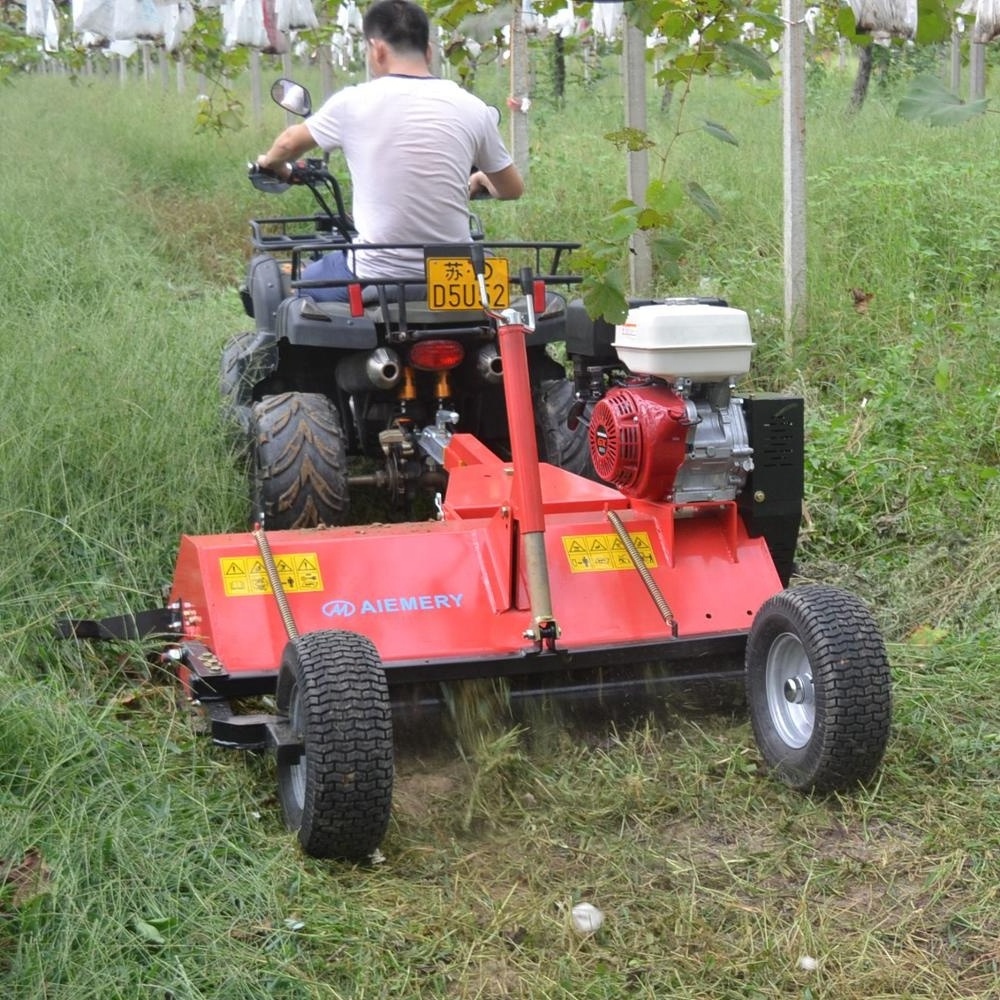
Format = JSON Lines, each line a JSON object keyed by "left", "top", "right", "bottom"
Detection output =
{"left": 589, "top": 384, "right": 691, "bottom": 500}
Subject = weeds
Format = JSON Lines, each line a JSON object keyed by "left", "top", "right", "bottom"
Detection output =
{"left": 1, "top": 64, "right": 999, "bottom": 999}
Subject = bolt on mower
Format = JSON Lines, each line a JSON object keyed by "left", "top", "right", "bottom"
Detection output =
{"left": 57, "top": 81, "right": 892, "bottom": 862}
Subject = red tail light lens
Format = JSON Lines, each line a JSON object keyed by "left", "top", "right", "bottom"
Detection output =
{"left": 348, "top": 283, "right": 364, "bottom": 317}
{"left": 409, "top": 339, "right": 465, "bottom": 371}
{"left": 533, "top": 279, "right": 547, "bottom": 316}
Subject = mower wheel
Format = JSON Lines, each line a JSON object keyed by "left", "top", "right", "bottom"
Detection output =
{"left": 536, "top": 378, "right": 597, "bottom": 480}
{"left": 746, "top": 585, "right": 891, "bottom": 793}
{"left": 275, "top": 630, "right": 394, "bottom": 861}
{"left": 250, "top": 391, "right": 349, "bottom": 529}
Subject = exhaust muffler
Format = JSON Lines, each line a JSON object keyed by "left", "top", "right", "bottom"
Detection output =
{"left": 335, "top": 347, "right": 402, "bottom": 393}
{"left": 475, "top": 344, "right": 503, "bottom": 384}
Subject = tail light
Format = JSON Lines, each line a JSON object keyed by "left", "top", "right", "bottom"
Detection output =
{"left": 409, "top": 339, "right": 465, "bottom": 371}
{"left": 348, "top": 283, "right": 364, "bottom": 317}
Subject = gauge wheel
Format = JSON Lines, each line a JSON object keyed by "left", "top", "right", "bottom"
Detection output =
{"left": 535, "top": 377, "right": 597, "bottom": 480}
{"left": 746, "top": 585, "right": 892, "bottom": 792}
{"left": 275, "top": 630, "right": 394, "bottom": 860}
{"left": 249, "top": 391, "right": 349, "bottom": 529}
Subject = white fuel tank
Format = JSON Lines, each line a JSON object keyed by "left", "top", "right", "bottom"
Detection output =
{"left": 613, "top": 302, "right": 755, "bottom": 381}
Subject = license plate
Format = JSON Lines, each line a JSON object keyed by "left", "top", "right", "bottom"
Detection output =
{"left": 425, "top": 255, "right": 509, "bottom": 311}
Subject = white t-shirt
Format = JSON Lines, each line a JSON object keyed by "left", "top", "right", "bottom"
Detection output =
{"left": 305, "top": 75, "right": 513, "bottom": 281}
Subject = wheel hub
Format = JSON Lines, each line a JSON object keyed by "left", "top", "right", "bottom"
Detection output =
{"left": 286, "top": 683, "right": 307, "bottom": 808}
{"left": 766, "top": 632, "right": 815, "bottom": 749}
{"left": 783, "top": 676, "right": 808, "bottom": 704}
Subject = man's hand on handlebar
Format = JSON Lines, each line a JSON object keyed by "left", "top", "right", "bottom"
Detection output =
{"left": 468, "top": 170, "right": 496, "bottom": 201}
{"left": 254, "top": 156, "right": 294, "bottom": 182}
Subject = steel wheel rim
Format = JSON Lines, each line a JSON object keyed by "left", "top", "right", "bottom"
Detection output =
{"left": 765, "top": 632, "right": 815, "bottom": 749}
{"left": 287, "top": 681, "right": 307, "bottom": 808}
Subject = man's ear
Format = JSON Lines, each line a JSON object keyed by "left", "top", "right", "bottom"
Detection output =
{"left": 368, "top": 37, "right": 388, "bottom": 69}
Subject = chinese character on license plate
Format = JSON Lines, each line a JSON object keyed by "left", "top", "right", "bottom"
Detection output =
{"left": 425, "top": 254, "right": 509, "bottom": 311}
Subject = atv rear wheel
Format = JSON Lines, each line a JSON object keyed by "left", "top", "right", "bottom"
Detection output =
{"left": 536, "top": 378, "right": 597, "bottom": 480}
{"left": 220, "top": 330, "right": 257, "bottom": 435}
{"left": 250, "top": 391, "right": 349, "bottom": 529}
{"left": 746, "top": 585, "right": 891, "bottom": 792}
{"left": 275, "top": 630, "right": 394, "bottom": 860}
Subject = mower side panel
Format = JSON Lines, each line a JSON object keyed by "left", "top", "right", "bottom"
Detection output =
{"left": 169, "top": 455, "right": 782, "bottom": 682}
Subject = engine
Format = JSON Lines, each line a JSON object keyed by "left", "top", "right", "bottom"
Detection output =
{"left": 588, "top": 302, "right": 756, "bottom": 504}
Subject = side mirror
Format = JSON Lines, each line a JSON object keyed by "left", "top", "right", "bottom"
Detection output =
{"left": 270, "top": 78, "right": 312, "bottom": 117}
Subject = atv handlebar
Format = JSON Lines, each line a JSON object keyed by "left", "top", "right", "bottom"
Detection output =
{"left": 248, "top": 161, "right": 293, "bottom": 193}
{"left": 248, "top": 160, "right": 320, "bottom": 190}
{"left": 248, "top": 159, "right": 356, "bottom": 242}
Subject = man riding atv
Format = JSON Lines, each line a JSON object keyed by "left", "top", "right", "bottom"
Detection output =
{"left": 254, "top": 0, "right": 524, "bottom": 302}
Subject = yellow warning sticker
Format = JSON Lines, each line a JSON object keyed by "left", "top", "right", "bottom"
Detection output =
{"left": 219, "top": 553, "right": 324, "bottom": 597}
{"left": 561, "top": 531, "right": 657, "bottom": 573}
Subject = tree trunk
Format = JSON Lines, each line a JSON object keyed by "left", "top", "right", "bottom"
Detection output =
{"left": 552, "top": 34, "right": 565, "bottom": 107}
{"left": 850, "top": 44, "right": 873, "bottom": 111}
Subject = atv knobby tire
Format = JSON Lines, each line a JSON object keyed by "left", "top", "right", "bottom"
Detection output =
{"left": 746, "top": 585, "right": 892, "bottom": 792}
{"left": 250, "top": 391, "right": 349, "bottom": 529}
{"left": 275, "top": 630, "right": 394, "bottom": 860}
{"left": 220, "top": 330, "right": 258, "bottom": 443}
{"left": 535, "top": 378, "right": 597, "bottom": 480}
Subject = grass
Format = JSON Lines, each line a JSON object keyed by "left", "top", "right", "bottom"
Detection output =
{"left": 1, "top": 52, "right": 999, "bottom": 998}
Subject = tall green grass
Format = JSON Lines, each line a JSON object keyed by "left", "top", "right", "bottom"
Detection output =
{"left": 1, "top": 61, "right": 999, "bottom": 999}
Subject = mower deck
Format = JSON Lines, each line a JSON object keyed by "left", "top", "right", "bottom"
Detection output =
{"left": 168, "top": 434, "right": 779, "bottom": 706}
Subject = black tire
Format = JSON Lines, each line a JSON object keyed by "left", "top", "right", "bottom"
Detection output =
{"left": 746, "top": 585, "right": 892, "bottom": 792}
{"left": 275, "top": 630, "right": 394, "bottom": 860}
{"left": 535, "top": 378, "right": 597, "bottom": 480}
{"left": 249, "top": 391, "right": 349, "bottom": 529}
{"left": 220, "top": 330, "right": 259, "bottom": 439}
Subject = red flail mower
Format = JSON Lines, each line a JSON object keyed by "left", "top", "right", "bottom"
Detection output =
{"left": 60, "top": 254, "right": 892, "bottom": 861}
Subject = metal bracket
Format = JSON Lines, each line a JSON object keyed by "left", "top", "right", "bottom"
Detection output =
{"left": 55, "top": 607, "right": 180, "bottom": 641}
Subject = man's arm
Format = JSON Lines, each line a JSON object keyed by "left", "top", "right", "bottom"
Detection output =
{"left": 469, "top": 163, "right": 524, "bottom": 201}
{"left": 256, "top": 123, "right": 318, "bottom": 179}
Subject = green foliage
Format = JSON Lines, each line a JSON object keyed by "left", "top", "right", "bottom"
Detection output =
{"left": 913, "top": 0, "right": 952, "bottom": 45}
{"left": 0, "top": 23, "right": 41, "bottom": 81}
{"left": 897, "top": 73, "right": 991, "bottom": 126}
{"left": 564, "top": 1, "right": 782, "bottom": 318}
{"left": 172, "top": 7, "right": 253, "bottom": 134}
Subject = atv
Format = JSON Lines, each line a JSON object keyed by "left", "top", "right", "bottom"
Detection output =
{"left": 222, "top": 78, "right": 594, "bottom": 529}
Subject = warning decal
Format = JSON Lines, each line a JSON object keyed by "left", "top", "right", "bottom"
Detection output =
{"left": 561, "top": 531, "right": 658, "bottom": 573}
{"left": 219, "top": 553, "right": 324, "bottom": 597}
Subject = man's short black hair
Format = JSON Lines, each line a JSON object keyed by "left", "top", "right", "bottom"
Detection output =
{"left": 363, "top": 0, "right": 430, "bottom": 56}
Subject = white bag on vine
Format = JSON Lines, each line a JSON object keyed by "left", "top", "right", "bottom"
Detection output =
{"left": 961, "top": 0, "right": 1000, "bottom": 43}
{"left": 112, "top": 0, "right": 165, "bottom": 41}
{"left": 261, "top": 0, "right": 289, "bottom": 53}
{"left": 45, "top": 0, "right": 60, "bottom": 49}
{"left": 29, "top": 0, "right": 61, "bottom": 49}
{"left": 161, "top": 2, "right": 195, "bottom": 51}
{"left": 73, "top": 0, "right": 116, "bottom": 37}
{"left": 276, "top": 0, "right": 318, "bottom": 32}
{"left": 847, "top": 0, "right": 917, "bottom": 39}
{"left": 223, "top": 0, "right": 269, "bottom": 48}
{"left": 25, "top": 0, "right": 48, "bottom": 37}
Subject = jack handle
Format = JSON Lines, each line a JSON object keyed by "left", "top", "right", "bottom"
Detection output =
{"left": 471, "top": 244, "right": 539, "bottom": 330}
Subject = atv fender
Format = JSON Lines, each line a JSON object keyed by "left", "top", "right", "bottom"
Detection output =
{"left": 275, "top": 296, "right": 378, "bottom": 349}
{"left": 247, "top": 254, "right": 290, "bottom": 332}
